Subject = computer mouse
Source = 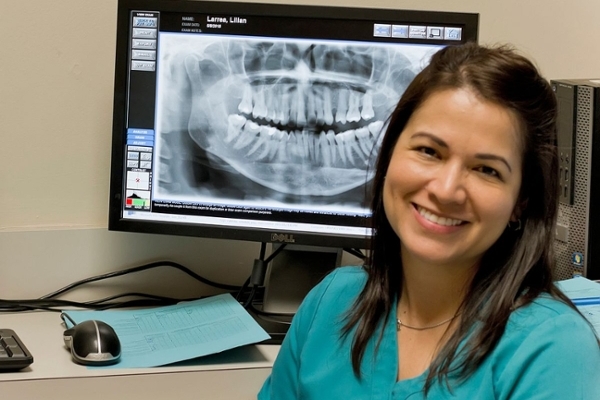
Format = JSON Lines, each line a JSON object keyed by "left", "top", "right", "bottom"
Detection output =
{"left": 63, "top": 320, "right": 121, "bottom": 366}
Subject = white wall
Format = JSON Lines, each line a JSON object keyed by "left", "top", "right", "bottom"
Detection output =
{"left": 1, "top": 0, "right": 599, "bottom": 298}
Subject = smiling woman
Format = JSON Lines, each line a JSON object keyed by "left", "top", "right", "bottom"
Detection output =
{"left": 258, "top": 42, "right": 600, "bottom": 399}
{"left": 383, "top": 88, "right": 523, "bottom": 271}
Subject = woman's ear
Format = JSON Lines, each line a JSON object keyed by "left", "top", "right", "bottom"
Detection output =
{"left": 511, "top": 198, "right": 528, "bottom": 222}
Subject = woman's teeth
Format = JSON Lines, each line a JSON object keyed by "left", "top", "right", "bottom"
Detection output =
{"left": 417, "top": 206, "right": 464, "bottom": 227}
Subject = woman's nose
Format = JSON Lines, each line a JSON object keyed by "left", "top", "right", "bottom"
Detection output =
{"left": 427, "top": 163, "right": 467, "bottom": 205}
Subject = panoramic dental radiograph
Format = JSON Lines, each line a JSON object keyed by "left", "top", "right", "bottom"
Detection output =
{"left": 155, "top": 36, "right": 429, "bottom": 209}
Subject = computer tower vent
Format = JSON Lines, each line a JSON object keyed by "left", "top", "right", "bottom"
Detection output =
{"left": 555, "top": 84, "right": 594, "bottom": 279}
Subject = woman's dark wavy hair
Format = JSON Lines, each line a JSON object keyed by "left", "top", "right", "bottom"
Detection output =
{"left": 343, "top": 42, "right": 569, "bottom": 391}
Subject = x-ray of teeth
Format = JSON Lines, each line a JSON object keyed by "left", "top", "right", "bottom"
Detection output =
{"left": 155, "top": 35, "right": 439, "bottom": 208}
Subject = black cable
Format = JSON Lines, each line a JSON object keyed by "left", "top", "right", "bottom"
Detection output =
{"left": 241, "top": 243, "right": 289, "bottom": 310}
{"left": 0, "top": 298, "right": 105, "bottom": 312}
{"left": 344, "top": 247, "right": 366, "bottom": 260}
{"left": 265, "top": 243, "right": 287, "bottom": 263}
{"left": 245, "top": 246, "right": 367, "bottom": 321}
{"left": 259, "top": 242, "right": 267, "bottom": 260}
{"left": 86, "top": 298, "right": 183, "bottom": 310}
{"left": 0, "top": 290, "right": 211, "bottom": 313}
{"left": 0, "top": 297, "right": 181, "bottom": 312}
{"left": 243, "top": 286, "right": 259, "bottom": 309}
{"left": 40, "top": 260, "right": 241, "bottom": 300}
{"left": 3, "top": 247, "right": 363, "bottom": 314}
{"left": 83, "top": 292, "right": 211, "bottom": 309}
{"left": 236, "top": 276, "right": 251, "bottom": 302}
{"left": 60, "top": 312, "right": 77, "bottom": 327}
{"left": 1, "top": 299, "right": 164, "bottom": 312}
{"left": 83, "top": 292, "right": 192, "bottom": 305}
{"left": 248, "top": 303, "right": 294, "bottom": 320}
{"left": 237, "top": 242, "right": 270, "bottom": 302}
{"left": 0, "top": 257, "right": 257, "bottom": 313}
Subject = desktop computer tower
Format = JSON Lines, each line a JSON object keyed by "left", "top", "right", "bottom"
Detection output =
{"left": 552, "top": 79, "right": 600, "bottom": 280}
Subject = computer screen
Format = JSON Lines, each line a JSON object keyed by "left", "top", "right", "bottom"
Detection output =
{"left": 108, "top": 0, "right": 479, "bottom": 255}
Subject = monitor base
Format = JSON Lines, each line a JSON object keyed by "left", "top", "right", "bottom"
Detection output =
{"left": 251, "top": 244, "right": 343, "bottom": 344}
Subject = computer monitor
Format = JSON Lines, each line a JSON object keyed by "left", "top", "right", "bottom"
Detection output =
{"left": 108, "top": 0, "right": 478, "bottom": 320}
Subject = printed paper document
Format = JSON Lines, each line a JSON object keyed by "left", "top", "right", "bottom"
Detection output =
{"left": 62, "top": 293, "right": 270, "bottom": 368}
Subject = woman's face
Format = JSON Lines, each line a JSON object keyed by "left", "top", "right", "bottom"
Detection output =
{"left": 383, "top": 88, "right": 523, "bottom": 270}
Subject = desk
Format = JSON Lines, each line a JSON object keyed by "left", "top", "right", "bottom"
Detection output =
{"left": 0, "top": 312, "right": 278, "bottom": 400}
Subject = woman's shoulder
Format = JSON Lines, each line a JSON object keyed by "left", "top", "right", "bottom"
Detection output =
{"left": 510, "top": 294, "right": 591, "bottom": 328}
{"left": 308, "top": 265, "right": 368, "bottom": 304}
{"left": 497, "top": 293, "right": 598, "bottom": 360}
{"left": 504, "top": 294, "right": 596, "bottom": 341}
{"left": 486, "top": 294, "right": 600, "bottom": 398}
{"left": 322, "top": 265, "right": 368, "bottom": 289}
{"left": 294, "top": 265, "right": 367, "bottom": 323}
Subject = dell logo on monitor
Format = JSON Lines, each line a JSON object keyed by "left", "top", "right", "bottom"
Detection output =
{"left": 271, "top": 233, "right": 296, "bottom": 243}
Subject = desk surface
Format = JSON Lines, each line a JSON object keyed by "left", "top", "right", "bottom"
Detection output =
{"left": 0, "top": 311, "right": 278, "bottom": 400}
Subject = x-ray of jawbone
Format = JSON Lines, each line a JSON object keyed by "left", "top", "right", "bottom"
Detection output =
{"left": 155, "top": 35, "right": 434, "bottom": 203}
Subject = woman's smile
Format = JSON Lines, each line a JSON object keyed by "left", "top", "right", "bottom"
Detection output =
{"left": 414, "top": 204, "right": 466, "bottom": 227}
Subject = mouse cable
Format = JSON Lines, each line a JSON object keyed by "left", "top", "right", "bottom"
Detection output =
{"left": 60, "top": 312, "right": 77, "bottom": 327}
{"left": 40, "top": 260, "right": 242, "bottom": 300}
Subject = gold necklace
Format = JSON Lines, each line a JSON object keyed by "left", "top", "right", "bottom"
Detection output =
{"left": 396, "top": 314, "right": 458, "bottom": 331}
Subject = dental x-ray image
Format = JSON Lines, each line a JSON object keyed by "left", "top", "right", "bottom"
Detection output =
{"left": 154, "top": 34, "right": 439, "bottom": 212}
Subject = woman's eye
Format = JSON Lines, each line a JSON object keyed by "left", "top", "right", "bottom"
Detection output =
{"left": 417, "top": 146, "right": 437, "bottom": 157}
{"left": 475, "top": 166, "right": 500, "bottom": 178}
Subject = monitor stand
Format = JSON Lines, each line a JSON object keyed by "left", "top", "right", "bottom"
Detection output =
{"left": 252, "top": 244, "right": 342, "bottom": 344}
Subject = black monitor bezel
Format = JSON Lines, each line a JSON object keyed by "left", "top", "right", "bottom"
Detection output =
{"left": 108, "top": 0, "right": 479, "bottom": 249}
